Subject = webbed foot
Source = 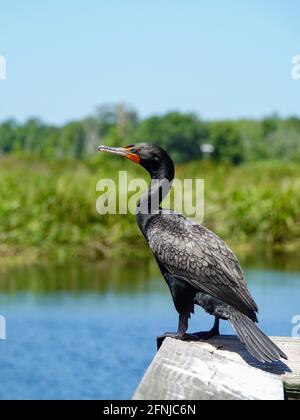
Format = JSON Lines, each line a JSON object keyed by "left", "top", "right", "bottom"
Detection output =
{"left": 156, "top": 332, "right": 199, "bottom": 350}
{"left": 193, "top": 327, "right": 220, "bottom": 340}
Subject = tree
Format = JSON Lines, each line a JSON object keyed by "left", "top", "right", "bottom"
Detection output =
{"left": 210, "top": 122, "right": 244, "bottom": 165}
{"left": 133, "top": 112, "right": 209, "bottom": 162}
{"left": 95, "top": 103, "right": 138, "bottom": 146}
{"left": 58, "top": 122, "right": 86, "bottom": 159}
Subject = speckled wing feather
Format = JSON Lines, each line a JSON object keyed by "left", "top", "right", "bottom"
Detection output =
{"left": 147, "top": 212, "right": 258, "bottom": 321}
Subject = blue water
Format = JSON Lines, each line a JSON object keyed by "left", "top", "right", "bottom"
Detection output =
{"left": 0, "top": 264, "right": 299, "bottom": 400}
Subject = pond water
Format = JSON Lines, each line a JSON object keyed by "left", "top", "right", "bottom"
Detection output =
{"left": 0, "top": 261, "right": 299, "bottom": 400}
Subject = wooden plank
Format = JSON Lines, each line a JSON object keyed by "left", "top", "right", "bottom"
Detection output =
{"left": 133, "top": 337, "right": 285, "bottom": 401}
{"left": 193, "top": 336, "right": 300, "bottom": 400}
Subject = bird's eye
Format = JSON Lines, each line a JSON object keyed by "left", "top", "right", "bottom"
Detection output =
{"left": 130, "top": 148, "right": 138, "bottom": 154}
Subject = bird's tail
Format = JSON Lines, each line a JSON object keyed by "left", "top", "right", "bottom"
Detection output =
{"left": 229, "top": 311, "right": 288, "bottom": 363}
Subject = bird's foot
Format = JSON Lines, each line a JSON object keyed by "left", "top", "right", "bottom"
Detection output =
{"left": 156, "top": 332, "right": 198, "bottom": 350}
{"left": 156, "top": 326, "right": 220, "bottom": 350}
{"left": 193, "top": 327, "right": 220, "bottom": 341}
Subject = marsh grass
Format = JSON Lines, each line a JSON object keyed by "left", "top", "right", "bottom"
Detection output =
{"left": 0, "top": 154, "right": 299, "bottom": 266}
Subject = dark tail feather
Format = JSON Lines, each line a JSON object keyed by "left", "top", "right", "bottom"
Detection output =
{"left": 229, "top": 311, "right": 288, "bottom": 363}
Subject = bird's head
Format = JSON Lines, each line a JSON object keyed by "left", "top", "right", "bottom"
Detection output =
{"left": 98, "top": 143, "right": 175, "bottom": 181}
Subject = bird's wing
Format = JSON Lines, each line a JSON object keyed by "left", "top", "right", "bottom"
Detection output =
{"left": 147, "top": 213, "right": 258, "bottom": 321}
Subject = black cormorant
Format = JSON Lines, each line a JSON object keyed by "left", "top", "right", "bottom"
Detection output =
{"left": 98, "top": 143, "right": 287, "bottom": 363}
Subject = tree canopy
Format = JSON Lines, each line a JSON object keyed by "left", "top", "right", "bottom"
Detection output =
{"left": 1, "top": 104, "right": 299, "bottom": 165}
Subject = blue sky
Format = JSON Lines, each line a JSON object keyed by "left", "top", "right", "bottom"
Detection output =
{"left": 0, "top": 0, "right": 299, "bottom": 124}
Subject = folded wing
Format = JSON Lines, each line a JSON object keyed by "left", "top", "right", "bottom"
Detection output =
{"left": 147, "top": 213, "right": 258, "bottom": 322}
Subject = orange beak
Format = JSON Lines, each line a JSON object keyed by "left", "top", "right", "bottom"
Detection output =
{"left": 98, "top": 145, "right": 141, "bottom": 164}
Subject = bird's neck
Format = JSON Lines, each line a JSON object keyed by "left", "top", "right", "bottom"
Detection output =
{"left": 136, "top": 164, "right": 174, "bottom": 231}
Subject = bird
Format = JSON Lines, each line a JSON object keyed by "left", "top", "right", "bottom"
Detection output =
{"left": 98, "top": 143, "right": 287, "bottom": 363}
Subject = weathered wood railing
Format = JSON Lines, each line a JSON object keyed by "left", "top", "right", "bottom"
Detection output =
{"left": 133, "top": 336, "right": 300, "bottom": 401}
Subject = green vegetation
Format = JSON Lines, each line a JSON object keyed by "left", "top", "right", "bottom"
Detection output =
{"left": 0, "top": 154, "right": 299, "bottom": 266}
{"left": 1, "top": 106, "right": 299, "bottom": 266}
{"left": 1, "top": 106, "right": 300, "bottom": 165}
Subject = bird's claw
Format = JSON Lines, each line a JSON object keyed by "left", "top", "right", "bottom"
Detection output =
{"left": 157, "top": 328, "right": 220, "bottom": 350}
{"left": 192, "top": 329, "right": 220, "bottom": 340}
{"left": 156, "top": 332, "right": 198, "bottom": 350}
